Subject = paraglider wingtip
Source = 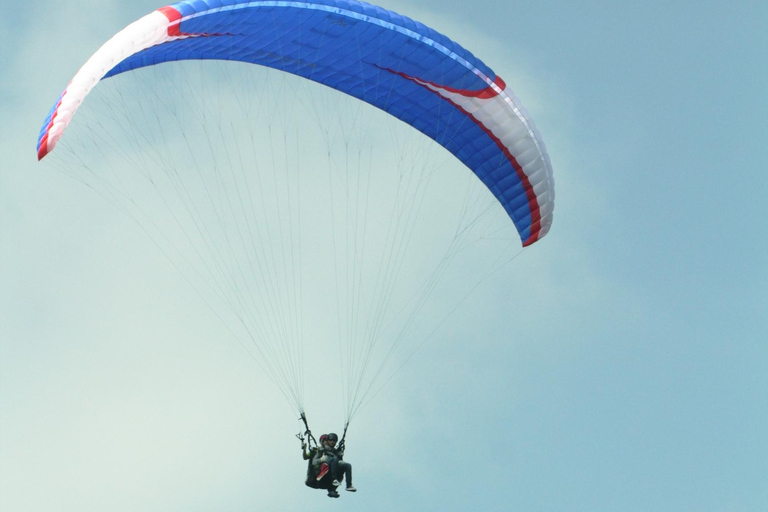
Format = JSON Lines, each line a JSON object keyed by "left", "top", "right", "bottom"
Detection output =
{"left": 522, "top": 231, "right": 541, "bottom": 247}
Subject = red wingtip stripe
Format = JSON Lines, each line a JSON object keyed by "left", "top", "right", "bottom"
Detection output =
{"left": 475, "top": 76, "right": 505, "bottom": 99}
{"left": 158, "top": 6, "right": 183, "bottom": 36}
{"left": 38, "top": 86, "right": 69, "bottom": 161}
{"left": 385, "top": 69, "right": 541, "bottom": 244}
{"left": 440, "top": 102, "right": 541, "bottom": 243}
{"left": 438, "top": 75, "right": 505, "bottom": 98}
{"left": 156, "top": 6, "right": 229, "bottom": 38}
{"left": 522, "top": 219, "right": 542, "bottom": 246}
{"left": 416, "top": 74, "right": 505, "bottom": 99}
{"left": 37, "top": 143, "right": 49, "bottom": 161}
{"left": 382, "top": 66, "right": 505, "bottom": 99}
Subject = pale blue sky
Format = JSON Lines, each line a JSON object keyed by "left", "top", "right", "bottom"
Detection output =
{"left": 2, "top": 1, "right": 767, "bottom": 511}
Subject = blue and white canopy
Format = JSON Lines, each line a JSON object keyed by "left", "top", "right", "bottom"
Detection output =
{"left": 37, "top": 0, "right": 554, "bottom": 245}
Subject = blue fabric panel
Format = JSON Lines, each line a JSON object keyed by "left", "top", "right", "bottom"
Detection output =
{"left": 100, "top": 0, "right": 534, "bottom": 241}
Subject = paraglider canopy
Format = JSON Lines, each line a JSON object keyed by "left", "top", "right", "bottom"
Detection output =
{"left": 37, "top": 0, "right": 554, "bottom": 247}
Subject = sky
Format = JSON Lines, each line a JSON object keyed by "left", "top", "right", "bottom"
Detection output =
{"left": 2, "top": 1, "right": 767, "bottom": 511}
